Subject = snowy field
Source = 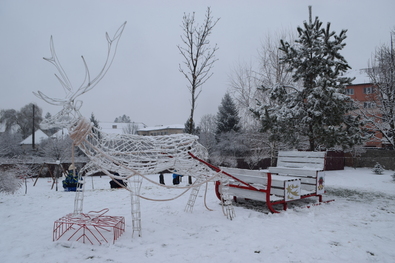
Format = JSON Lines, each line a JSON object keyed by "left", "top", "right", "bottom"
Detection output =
{"left": 1, "top": 167, "right": 394, "bottom": 263}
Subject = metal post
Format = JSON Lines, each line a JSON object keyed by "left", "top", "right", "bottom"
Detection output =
{"left": 56, "top": 159, "right": 60, "bottom": 191}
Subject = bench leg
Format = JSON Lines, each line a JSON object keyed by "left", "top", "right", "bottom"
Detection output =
{"left": 283, "top": 202, "right": 287, "bottom": 211}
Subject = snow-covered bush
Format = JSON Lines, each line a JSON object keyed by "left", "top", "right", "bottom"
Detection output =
{"left": 210, "top": 154, "right": 238, "bottom": 168}
{"left": 0, "top": 169, "right": 22, "bottom": 194}
{"left": 372, "top": 162, "right": 385, "bottom": 175}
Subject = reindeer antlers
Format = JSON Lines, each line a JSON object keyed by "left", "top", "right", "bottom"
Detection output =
{"left": 34, "top": 22, "right": 127, "bottom": 106}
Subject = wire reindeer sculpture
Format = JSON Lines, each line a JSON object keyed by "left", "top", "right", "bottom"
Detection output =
{"left": 35, "top": 22, "right": 235, "bottom": 238}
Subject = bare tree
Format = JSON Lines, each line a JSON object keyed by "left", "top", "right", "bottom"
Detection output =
{"left": 13, "top": 162, "right": 38, "bottom": 194}
{"left": 17, "top": 103, "right": 43, "bottom": 139}
{"left": 228, "top": 62, "right": 262, "bottom": 129}
{"left": 362, "top": 30, "right": 395, "bottom": 148}
{"left": 38, "top": 135, "right": 74, "bottom": 162}
{"left": 178, "top": 7, "right": 219, "bottom": 134}
{"left": 0, "top": 109, "right": 19, "bottom": 134}
{"left": 257, "top": 30, "right": 296, "bottom": 89}
{"left": 228, "top": 30, "right": 296, "bottom": 131}
{"left": 228, "top": 30, "right": 297, "bottom": 160}
{"left": 0, "top": 132, "right": 23, "bottom": 157}
{"left": 123, "top": 122, "right": 139, "bottom": 134}
{"left": 197, "top": 114, "right": 216, "bottom": 154}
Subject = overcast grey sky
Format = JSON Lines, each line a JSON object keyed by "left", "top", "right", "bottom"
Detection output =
{"left": 0, "top": 0, "right": 394, "bottom": 127}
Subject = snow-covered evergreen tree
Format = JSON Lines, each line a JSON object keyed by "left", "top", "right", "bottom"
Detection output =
{"left": 372, "top": 162, "right": 385, "bottom": 175}
{"left": 216, "top": 93, "right": 241, "bottom": 136}
{"left": 212, "top": 93, "right": 248, "bottom": 166}
{"left": 254, "top": 10, "right": 364, "bottom": 151}
{"left": 90, "top": 113, "right": 101, "bottom": 139}
{"left": 183, "top": 117, "right": 198, "bottom": 135}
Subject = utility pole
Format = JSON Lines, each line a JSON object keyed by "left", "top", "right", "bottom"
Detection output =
{"left": 32, "top": 104, "right": 35, "bottom": 150}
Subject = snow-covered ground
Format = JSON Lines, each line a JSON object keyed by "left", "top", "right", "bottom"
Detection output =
{"left": 1, "top": 167, "right": 394, "bottom": 263}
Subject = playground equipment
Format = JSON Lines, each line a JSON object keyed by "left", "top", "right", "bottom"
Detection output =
{"left": 33, "top": 162, "right": 66, "bottom": 191}
{"left": 36, "top": 22, "right": 234, "bottom": 243}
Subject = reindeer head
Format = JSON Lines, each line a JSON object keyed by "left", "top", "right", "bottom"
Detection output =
{"left": 34, "top": 22, "right": 127, "bottom": 129}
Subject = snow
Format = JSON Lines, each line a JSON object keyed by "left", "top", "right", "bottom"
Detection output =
{"left": 52, "top": 128, "right": 69, "bottom": 138}
{"left": 1, "top": 167, "right": 394, "bottom": 263}
{"left": 19, "top": 129, "right": 49, "bottom": 145}
{"left": 138, "top": 124, "right": 184, "bottom": 132}
{"left": 99, "top": 122, "right": 146, "bottom": 134}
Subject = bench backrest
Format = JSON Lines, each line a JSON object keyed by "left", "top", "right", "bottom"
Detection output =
{"left": 276, "top": 151, "right": 326, "bottom": 170}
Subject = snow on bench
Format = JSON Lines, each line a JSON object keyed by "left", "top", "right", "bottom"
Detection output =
{"left": 268, "top": 151, "right": 326, "bottom": 199}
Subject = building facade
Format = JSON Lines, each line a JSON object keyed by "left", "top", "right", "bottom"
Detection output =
{"left": 137, "top": 124, "right": 184, "bottom": 136}
{"left": 346, "top": 83, "right": 384, "bottom": 147}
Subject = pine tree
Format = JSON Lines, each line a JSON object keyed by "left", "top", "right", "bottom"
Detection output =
{"left": 114, "top": 114, "right": 131, "bottom": 123}
{"left": 216, "top": 93, "right": 241, "bottom": 135}
{"left": 372, "top": 162, "right": 385, "bottom": 175}
{"left": 183, "top": 117, "right": 197, "bottom": 135}
{"left": 90, "top": 113, "right": 101, "bottom": 139}
{"left": 90, "top": 113, "right": 100, "bottom": 129}
{"left": 213, "top": 93, "right": 246, "bottom": 166}
{"left": 255, "top": 8, "right": 364, "bottom": 151}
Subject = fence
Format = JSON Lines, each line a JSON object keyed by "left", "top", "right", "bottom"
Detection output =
{"left": 230, "top": 149, "right": 394, "bottom": 171}
{"left": 345, "top": 149, "right": 395, "bottom": 170}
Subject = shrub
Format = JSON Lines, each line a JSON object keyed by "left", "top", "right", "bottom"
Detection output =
{"left": 372, "top": 162, "right": 385, "bottom": 175}
{"left": 0, "top": 170, "right": 22, "bottom": 194}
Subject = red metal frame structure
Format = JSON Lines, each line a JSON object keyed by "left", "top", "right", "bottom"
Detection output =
{"left": 53, "top": 209, "right": 125, "bottom": 245}
{"left": 188, "top": 152, "right": 333, "bottom": 213}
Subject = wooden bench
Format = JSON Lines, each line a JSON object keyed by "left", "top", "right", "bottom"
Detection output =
{"left": 268, "top": 151, "right": 326, "bottom": 202}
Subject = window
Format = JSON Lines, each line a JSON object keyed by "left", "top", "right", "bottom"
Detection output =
{"left": 364, "top": 102, "right": 375, "bottom": 108}
{"left": 364, "top": 87, "right": 373, "bottom": 94}
{"left": 112, "top": 125, "right": 117, "bottom": 129}
{"left": 345, "top": 88, "right": 354, "bottom": 95}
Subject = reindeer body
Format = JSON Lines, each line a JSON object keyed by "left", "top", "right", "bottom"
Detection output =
{"left": 35, "top": 23, "right": 235, "bottom": 238}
